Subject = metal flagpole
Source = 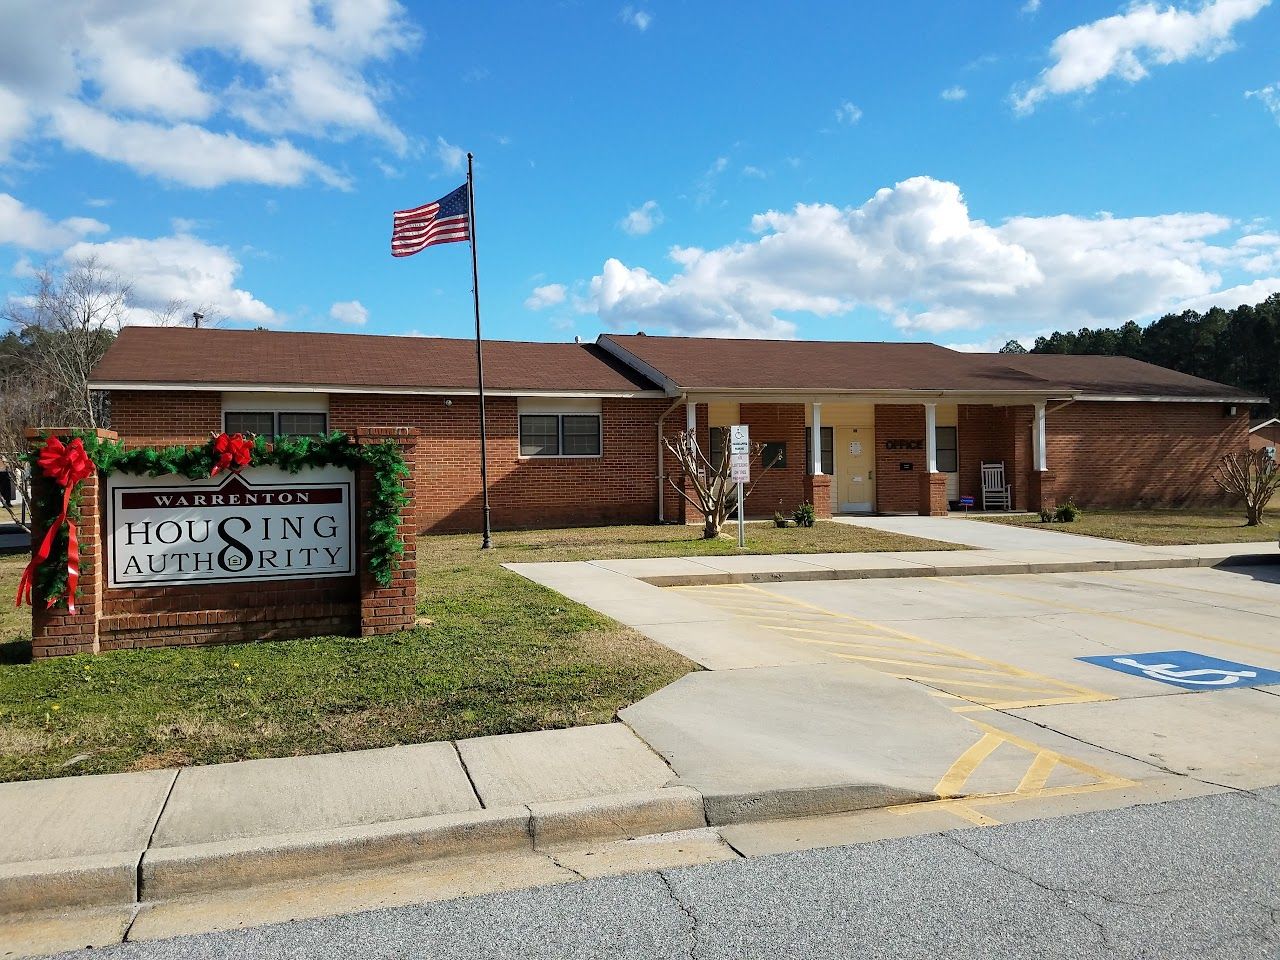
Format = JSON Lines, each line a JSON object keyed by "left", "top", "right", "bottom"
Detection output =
{"left": 466, "top": 152, "right": 493, "bottom": 549}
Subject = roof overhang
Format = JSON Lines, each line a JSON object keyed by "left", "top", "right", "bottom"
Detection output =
{"left": 89, "top": 381, "right": 667, "bottom": 399}
{"left": 681, "top": 388, "right": 1077, "bottom": 405}
{"left": 1074, "top": 394, "right": 1268, "bottom": 404}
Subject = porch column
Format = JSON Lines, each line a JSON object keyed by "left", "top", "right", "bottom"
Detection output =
{"left": 805, "top": 401, "right": 831, "bottom": 518}
{"left": 681, "top": 399, "right": 703, "bottom": 524}
{"left": 685, "top": 398, "right": 697, "bottom": 436}
{"left": 918, "top": 402, "right": 947, "bottom": 516}
{"left": 1029, "top": 400, "right": 1056, "bottom": 511}
{"left": 811, "top": 402, "right": 823, "bottom": 474}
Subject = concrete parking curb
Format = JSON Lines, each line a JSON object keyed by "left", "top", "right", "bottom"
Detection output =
{"left": 635, "top": 552, "right": 1279, "bottom": 587}
{"left": 0, "top": 852, "right": 140, "bottom": 914}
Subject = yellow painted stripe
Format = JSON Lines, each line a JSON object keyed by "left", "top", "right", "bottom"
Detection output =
{"left": 1016, "top": 752, "right": 1059, "bottom": 794}
{"left": 935, "top": 733, "right": 1004, "bottom": 798}
{"left": 947, "top": 804, "right": 1003, "bottom": 827}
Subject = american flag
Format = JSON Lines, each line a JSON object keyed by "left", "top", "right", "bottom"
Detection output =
{"left": 391, "top": 184, "right": 470, "bottom": 257}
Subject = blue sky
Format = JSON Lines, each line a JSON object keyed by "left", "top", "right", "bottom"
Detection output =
{"left": 1, "top": 0, "right": 1278, "bottom": 350}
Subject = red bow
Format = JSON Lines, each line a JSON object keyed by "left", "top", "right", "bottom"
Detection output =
{"left": 16, "top": 437, "right": 96, "bottom": 613}
{"left": 210, "top": 433, "right": 252, "bottom": 476}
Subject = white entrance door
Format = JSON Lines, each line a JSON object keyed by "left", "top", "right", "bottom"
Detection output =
{"left": 835, "top": 426, "right": 875, "bottom": 512}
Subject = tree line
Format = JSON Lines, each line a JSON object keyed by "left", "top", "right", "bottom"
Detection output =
{"left": 1000, "top": 292, "right": 1280, "bottom": 415}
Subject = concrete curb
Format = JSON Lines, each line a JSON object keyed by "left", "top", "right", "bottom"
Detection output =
{"left": 0, "top": 852, "right": 140, "bottom": 913}
{"left": 636, "top": 552, "right": 1279, "bottom": 587}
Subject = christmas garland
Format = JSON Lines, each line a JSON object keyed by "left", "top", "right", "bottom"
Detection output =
{"left": 21, "top": 431, "right": 411, "bottom": 611}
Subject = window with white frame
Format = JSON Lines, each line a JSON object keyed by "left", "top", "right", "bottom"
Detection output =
{"left": 517, "top": 399, "right": 602, "bottom": 458}
{"left": 222, "top": 393, "right": 329, "bottom": 439}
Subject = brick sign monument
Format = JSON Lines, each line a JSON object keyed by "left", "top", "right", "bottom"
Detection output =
{"left": 23, "top": 427, "right": 418, "bottom": 658}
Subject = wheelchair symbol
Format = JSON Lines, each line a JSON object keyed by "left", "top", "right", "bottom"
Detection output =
{"left": 1112, "top": 657, "right": 1257, "bottom": 687}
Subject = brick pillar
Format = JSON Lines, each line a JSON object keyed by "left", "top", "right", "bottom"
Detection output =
{"left": 27, "top": 428, "right": 116, "bottom": 659}
{"left": 1028, "top": 470, "right": 1056, "bottom": 513}
{"left": 804, "top": 475, "right": 832, "bottom": 519}
{"left": 356, "top": 427, "right": 418, "bottom": 637}
{"left": 918, "top": 471, "right": 948, "bottom": 517}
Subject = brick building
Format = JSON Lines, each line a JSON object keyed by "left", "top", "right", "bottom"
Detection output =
{"left": 90, "top": 327, "right": 1264, "bottom": 531}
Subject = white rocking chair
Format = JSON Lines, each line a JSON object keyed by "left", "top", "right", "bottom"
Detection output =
{"left": 981, "top": 461, "right": 1013, "bottom": 511}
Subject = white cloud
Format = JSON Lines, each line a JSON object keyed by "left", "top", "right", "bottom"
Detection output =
{"left": 1022, "top": 0, "right": 1042, "bottom": 13}
{"left": 1246, "top": 82, "right": 1280, "bottom": 122}
{"left": 0, "top": 0, "right": 417, "bottom": 186}
{"left": 579, "top": 175, "right": 1274, "bottom": 339}
{"left": 1171, "top": 277, "right": 1280, "bottom": 313}
{"left": 436, "top": 137, "right": 466, "bottom": 173}
{"left": 941, "top": 86, "right": 968, "bottom": 101}
{"left": 0, "top": 194, "right": 108, "bottom": 252}
{"left": 330, "top": 299, "right": 369, "bottom": 325}
{"left": 742, "top": 165, "right": 767, "bottom": 178}
{"left": 620, "top": 200, "right": 664, "bottom": 236}
{"left": 835, "top": 101, "right": 863, "bottom": 124}
{"left": 1014, "top": 0, "right": 1270, "bottom": 113}
{"left": 695, "top": 156, "right": 729, "bottom": 207}
{"left": 620, "top": 7, "right": 653, "bottom": 30}
{"left": 63, "top": 233, "right": 276, "bottom": 326}
{"left": 525, "top": 283, "right": 567, "bottom": 310}
{"left": 50, "top": 103, "right": 349, "bottom": 190}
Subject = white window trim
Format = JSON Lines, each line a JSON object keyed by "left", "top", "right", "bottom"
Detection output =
{"left": 518, "top": 412, "right": 604, "bottom": 459}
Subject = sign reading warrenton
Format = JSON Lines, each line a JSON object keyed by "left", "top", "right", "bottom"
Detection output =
{"left": 107, "top": 466, "right": 355, "bottom": 587}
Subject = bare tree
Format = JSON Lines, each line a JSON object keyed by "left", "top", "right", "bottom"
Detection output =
{"left": 663, "top": 430, "right": 780, "bottom": 539}
{"left": 1214, "top": 450, "right": 1280, "bottom": 526}
{"left": 149, "top": 298, "right": 225, "bottom": 327}
{"left": 3, "top": 256, "right": 125, "bottom": 429}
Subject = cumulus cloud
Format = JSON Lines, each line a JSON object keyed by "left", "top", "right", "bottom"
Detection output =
{"left": 941, "top": 86, "right": 968, "bottom": 101}
{"left": 1014, "top": 0, "right": 1270, "bottom": 113}
{"left": 525, "top": 283, "right": 567, "bottom": 310}
{"left": 578, "top": 175, "right": 1274, "bottom": 339}
{"left": 0, "top": 0, "right": 418, "bottom": 186}
{"left": 330, "top": 299, "right": 369, "bottom": 325}
{"left": 0, "top": 194, "right": 108, "bottom": 252}
{"left": 63, "top": 233, "right": 276, "bottom": 326}
{"left": 436, "top": 137, "right": 466, "bottom": 173}
{"left": 620, "top": 7, "right": 653, "bottom": 30}
{"left": 620, "top": 200, "right": 664, "bottom": 236}
{"left": 835, "top": 101, "right": 863, "bottom": 124}
{"left": 1246, "top": 82, "right": 1280, "bottom": 122}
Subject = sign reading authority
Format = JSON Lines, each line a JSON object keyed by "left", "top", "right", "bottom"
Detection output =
{"left": 107, "top": 466, "right": 355, "bottom": 587}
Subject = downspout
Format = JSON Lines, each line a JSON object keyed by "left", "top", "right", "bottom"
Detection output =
{"left": 656, "top": 394, "right": 687, "bottom": 523}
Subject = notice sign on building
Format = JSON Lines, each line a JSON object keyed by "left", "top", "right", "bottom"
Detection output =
{"left": 107, "top": 466, "right": 355, "bottom": 588}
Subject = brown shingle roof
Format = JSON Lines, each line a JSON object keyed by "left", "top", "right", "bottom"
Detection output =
{"left": 90, "top": 327, "right": 661, "bottom": 394}
{"left": 598, "top": 334, "right": 1261, "bottom": 400}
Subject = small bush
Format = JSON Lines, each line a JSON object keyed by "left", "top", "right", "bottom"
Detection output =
{"left": 1039, "top": 508, "right": 1055, "bottom": 523}
{"left": 793, "top": 502, "right": 817, "bottom": 528}
{"left": 773, "top": 511, "right": 791, "bottom": 528}
{"left": 1054, "top": 499, "right": 1081, "bottom": 523}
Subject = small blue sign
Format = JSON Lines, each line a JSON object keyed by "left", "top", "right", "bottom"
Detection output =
{"left": 1078, "top": 650, "right": 1280, "bottom": 690}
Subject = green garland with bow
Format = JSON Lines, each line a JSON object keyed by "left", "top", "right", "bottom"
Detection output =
{"left": 22, "top": 431, "right": 411, "bottom": 610}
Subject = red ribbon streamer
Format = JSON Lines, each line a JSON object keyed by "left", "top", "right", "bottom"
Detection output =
{"left": 16, "top": 436, "right": 95, "bottom": 613}
{"left": 209, "top": 432, "right": 252, "bottom": 477}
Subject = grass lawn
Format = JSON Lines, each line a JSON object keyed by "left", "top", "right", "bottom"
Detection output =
{"left": 0, "top": 520, "right": 957, "bottom": 782}
{"left": 977, "top": 507, "right": 1280, "bottom": 546}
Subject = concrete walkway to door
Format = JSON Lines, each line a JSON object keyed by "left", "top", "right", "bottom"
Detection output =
{"left": 833, "top": 514, "right": 1170, "bottom": 553}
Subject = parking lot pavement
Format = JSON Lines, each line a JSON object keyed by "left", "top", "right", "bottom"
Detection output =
{"left": 675, "top": 563, "right": 1280, "bottom": 823}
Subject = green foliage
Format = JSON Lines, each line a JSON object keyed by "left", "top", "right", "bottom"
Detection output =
{"left": 998, "top": 339, "right": 1028, "bottom": 354}
{"left": 792, "top": 501, "right": 817, "bottom": 527}
{"left": 24, "top": 431, "right": 411, "bottom": 607}
{"left": 1053, "top": 499, "right": 1081, "bottom": 523}
{"left": 1039, "top": 508, "right": 1055, "bottom": 523}
{"left": 773, "top": 510, "right": 790, "bottom": 528}
{"left": 1030, "top": 292, "right": 1280, "bottom": 414}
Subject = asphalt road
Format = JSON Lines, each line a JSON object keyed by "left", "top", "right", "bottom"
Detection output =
{"left": 55, "top": 787, "right": 1279, "bottom": 960}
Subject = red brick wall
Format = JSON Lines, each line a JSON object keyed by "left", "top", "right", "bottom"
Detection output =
{"left": 957, "top": 405, "right": 1032, "bottom": 510}
{"left": 110, "top": 391, "right": 221, "bottom": 446}
{"left": 738, "top": 403, "right": 806, "bottom": 518}
{"left": 1044, "top": 401, "right": 1248, "bottom": 507}
{"left": 875, "top": 405, "right": 927, "bottom": 513}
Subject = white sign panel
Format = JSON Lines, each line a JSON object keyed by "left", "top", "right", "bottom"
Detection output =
{"left": 107, "top": 466, "right": 355, "bottom": 587}
{"left": 730, "top": 461, "right": 750, "bottom": 483}
{"left": 729, "top": 424, "right": 750, "bottom": 456}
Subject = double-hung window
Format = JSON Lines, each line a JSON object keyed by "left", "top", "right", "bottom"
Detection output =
{"left": 518, "top": 405, "right": 602, "bottom": 458}
{"left": 935, "top": 426, "right": 958, "bottom": 473}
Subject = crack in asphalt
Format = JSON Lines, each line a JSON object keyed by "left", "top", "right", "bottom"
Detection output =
{"left": 655, "top": 870, "right": 703, "bottom": 960}
{"left": 942, "top": 832, "right": 1117, "bottom": 950}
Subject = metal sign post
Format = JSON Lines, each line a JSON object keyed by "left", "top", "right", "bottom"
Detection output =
{"left": 729, "top": 425, "right": 750, "bottom": 549}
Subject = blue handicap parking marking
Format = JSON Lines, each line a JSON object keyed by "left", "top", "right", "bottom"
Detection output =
{"left": 1078, "top": 650, "right": 1280, "bottom": 690}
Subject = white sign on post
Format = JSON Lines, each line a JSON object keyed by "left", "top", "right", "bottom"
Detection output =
{"left": 729, "top": 424, "right": 750, "bottom": 456}
{"left": 730, "top": 461, "right": 750, "bottom": 483}
{"left": 729, "top": 425, "right": 749, "bottom": 548}
{"left": 107, "top": 466, "right": 355, "bottom": 587}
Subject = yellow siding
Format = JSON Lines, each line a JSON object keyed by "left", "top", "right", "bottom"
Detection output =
{"left": 707, "top": 401, "right": 740, "bottom": 426}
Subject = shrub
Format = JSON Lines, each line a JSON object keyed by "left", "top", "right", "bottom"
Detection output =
{"left": 773, "top": 511, "right": 790, "bottom": 528}
{"left": 1054, "top": 499, "right": 1081, "bottom": 523}
{"left": 793, "top": 502, "right": 817, "bottom": 528}
{"left": 1039, "top": 508, "right": 1055, "bottom": 523}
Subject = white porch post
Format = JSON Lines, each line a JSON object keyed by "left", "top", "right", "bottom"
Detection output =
{"left": 1034, "top": 401, "right": 1048, "bottom": 471}
{"left": 685, "top": 399, "right": 698, "bottom": 455}
{"left": 924, "top": 403, "right": 938, "bottom": 473}
{"left": 811, "top": 402, "right": 823, "bottom": 475}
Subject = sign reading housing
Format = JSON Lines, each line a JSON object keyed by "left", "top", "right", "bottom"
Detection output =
{"left": 107, "top": 466, "right": 355, "bottom": 588}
